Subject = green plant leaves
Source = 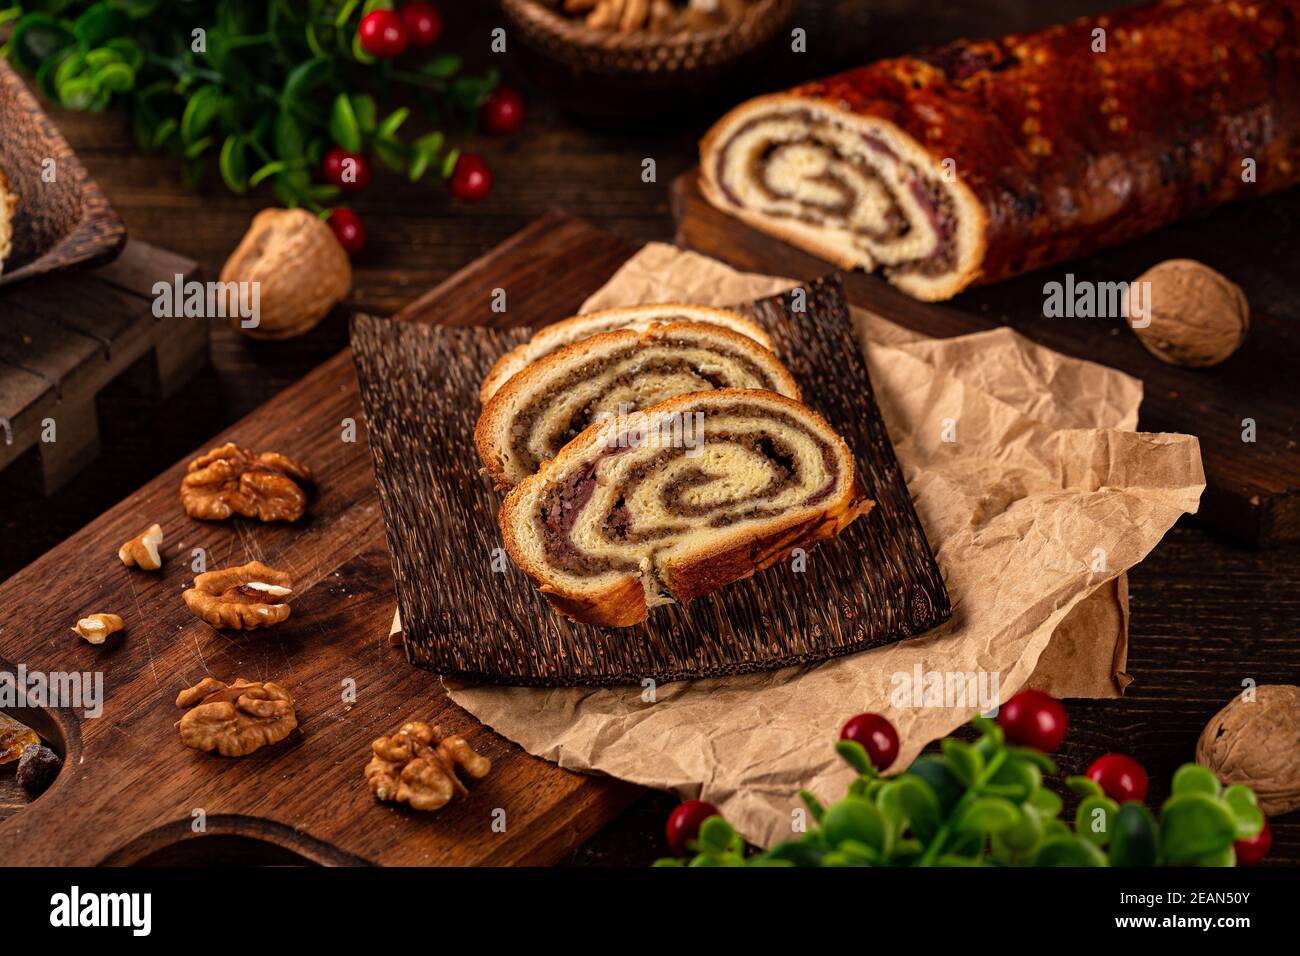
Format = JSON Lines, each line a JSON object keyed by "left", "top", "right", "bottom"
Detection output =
{"left": 941, "top": 738, "right": 983, "bottom": 786}
{"left": 833, "top": 739, "right": 875, "bottom": 775}
{"left": 1171, "top": 764, "right": 1220, "bottom": 797}
{"left": 1222, "top": 785, "right": 1265, "bottom": 840}
{"left": 329, "top": 93, "right": 362, "bottom": 153}
{"left": 877, "top": 776, "right": 942, "bottom": 842}
{"left": 1108, "top": 803, "right": 1159, "bottom": 867}
{"left": 1066, "top": 774, "right": 1104, "bottom": 798}
{"left": 821, "top": 797, "right": 890, "bottom": 855}
{"left": 1034, "top": 835, "right": 1108, "bottom": 866}
{"left": 1074, "top": 794, "right": 1119, "bottom": 845}
{"left": 181, "top": 85, "right": 222, "bottom": 144}
{"left": 11, "top": 13, "right": 76, "bottom": 72}
{"left": 1160, "top": 793, "right": 1238, "bottom": 864}
{"left": 219, "top": 133, "right": 249, "bottom": 194}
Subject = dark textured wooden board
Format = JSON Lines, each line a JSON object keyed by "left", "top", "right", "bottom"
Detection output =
{"left": 0, "top": 240, "right": 208, "bottom": 494}
{"left": 0, "top": 216, "right": 698, "bottom": 865}
{"left": 0, "top": 59, "right": 126, "bottom": 288}
{"left": 351, "top": 275, "right": 949, "bottom": 685}
{"left": 671, "top": 170, "right": 1300, "bottom": 548}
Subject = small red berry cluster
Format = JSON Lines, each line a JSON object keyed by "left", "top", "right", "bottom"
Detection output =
{"left": 664, "top": 690, "right": 1272, "bottom": 864}
{"left": 325, "top": 4, "right": 526, "bottom": 255}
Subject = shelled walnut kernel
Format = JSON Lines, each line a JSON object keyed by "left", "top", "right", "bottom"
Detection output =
{"left": 175, "top": 676, "right": 298, "bottom": 757}
{"left": 365, "top": 721, "right": 491, "bottom": 812}
{"left": 182, "top": 561, "right": 293, "bottom": 630}
{"left": 72, "top": 613, "right": 124, "bottom": 645}
{"left": 119, "top": 523, "right": 164, "bottom": 571}
{"left": 180, "top": 442, "right": 313, "bottom": 522}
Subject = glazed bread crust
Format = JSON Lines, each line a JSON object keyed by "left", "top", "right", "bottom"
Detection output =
{"left": 499, "top": 388, "right": 872, "bottom": 628}
{"left": 700, "top": 0, "right": 1300, "bottom": 300}
{"left": 479, "top": 303, "right": 773, "bottom": 403}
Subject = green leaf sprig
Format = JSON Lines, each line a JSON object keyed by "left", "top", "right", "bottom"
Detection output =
{"left": 1, "top": 0, "right": 498, "bottom": 209}
{"left": 655, "top": 716, "right": 1266, "bottom": 867}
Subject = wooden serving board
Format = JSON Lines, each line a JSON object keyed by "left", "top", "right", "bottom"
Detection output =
{"left": 672, "top": 171, "right": 1300, "bottom": 548}
{"left": 0, "top": 215, "right": 670, "bottom": 866}
{"left": 351, "top": 277, "right": 948, "bottom": 685}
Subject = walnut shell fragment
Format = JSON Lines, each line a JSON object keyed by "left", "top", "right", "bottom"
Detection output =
{"left": 175, "top": 676, "right": 298, "bottom": 757}
{"left": 183, "top": 561, "right": 293, "bottom": 630}
{"left": 181, "top": 442, "right": 313, "bottom": 523}
{"left": 1196, "top": 684, "right": 1300, "bottom": 816}
{"left": 1128, "top": 259, "right": 1249, "bottom": 367}
{"left": 365, "top": 721, "right": 491, "bottom": 812}
{"left": 119, "top": 523, "right": 164, "bottom": 571}
{"left": 72, "top": 613, "right": 124, "bottom": 645}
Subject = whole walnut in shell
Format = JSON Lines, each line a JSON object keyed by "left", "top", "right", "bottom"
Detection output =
{"left": 1196, "top": 684, "right": 1300, "bottom": 816}
{"left": 220, "top": 208, "right": 352, "bottom": 340}
{"left": 1127, "top": 259, "right": 1248, "bottom": 367}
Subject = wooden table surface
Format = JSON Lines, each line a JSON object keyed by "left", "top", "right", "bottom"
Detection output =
{"left": 2, "top": 0, "right": 1297, "bottom": 865}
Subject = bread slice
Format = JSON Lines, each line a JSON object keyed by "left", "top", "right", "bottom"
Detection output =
{"left": 0, "top": 165, "right": 16, "bottom": 274}
{"left": 500, "top": 388, "right": 873, "bottom": 627}
{"left": 480, "top": 303, "right": 771, "bottom": 403}
{"left": 476, "top": 321, "right": 799, "bottom": 489}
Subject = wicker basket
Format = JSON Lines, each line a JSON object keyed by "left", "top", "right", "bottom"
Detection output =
{"left": 500, "top": 0, "right": 797, "bottom": 120}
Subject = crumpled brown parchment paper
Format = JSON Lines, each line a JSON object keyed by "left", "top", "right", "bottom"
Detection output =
{"left": 428, "top": 244, "right": 1204, "bottom": 849}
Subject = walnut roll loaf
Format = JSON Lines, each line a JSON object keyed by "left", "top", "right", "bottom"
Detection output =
{"left": 500, "top": 389, "right": 872, "bottom": 627}
{"left": 475, "top": 321, "right": 799, "bottom": 489}
{"left": 700, "top": 0, "right": 1300, "bottom": 301}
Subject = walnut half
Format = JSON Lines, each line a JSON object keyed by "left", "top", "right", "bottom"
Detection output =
{"left": 183, "top": 561, "right": 293, "bottom": 630}
{"left": 176, "top": 677, "right": 298, "bottom": 757}
{"left": 119, "top": 523, "right": 164, "bottom": 571}
{"left": 181, "top": 442, "right": 313, "bottom": 522}
{"left": 365, "top": 721, "right": 491, "bottom": 812}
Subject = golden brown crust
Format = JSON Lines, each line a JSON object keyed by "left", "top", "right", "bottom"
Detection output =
{"left": 479, "top": 303, "right": 773, "bottom": 404}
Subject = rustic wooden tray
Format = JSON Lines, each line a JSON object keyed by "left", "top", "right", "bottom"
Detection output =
{"left": 670, "top": 169, "right": 1300, "bottom": 547}
{"left": 350, "top": 275, "right": 950, "bottom": 686}
{"left": 0, "top": 60, "right": 126, "bottom": 288}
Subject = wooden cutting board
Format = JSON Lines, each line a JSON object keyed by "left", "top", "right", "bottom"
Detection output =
{"left": 0, "top": 215, "right": 655, "bottom": 866}
{"left": 671, "top": 171, "right": 1300, "bottom": 548}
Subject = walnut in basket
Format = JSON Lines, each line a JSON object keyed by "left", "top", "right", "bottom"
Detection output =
{"left": 175, "top": 676, "right": 298, "bottom": 757}
{"left": 180, "top": 442, "right": 313, "bottom": 522}
{"left": 365, "top": 721, "right": 491, "bottom": 812}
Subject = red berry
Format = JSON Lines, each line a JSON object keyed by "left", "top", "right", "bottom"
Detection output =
{"left": 665, "top": 799, "right": 719, "bottom": 856}
{"left": 327, "top": 208, "right": 366, "bottom": 255}
{"left": 322, "top": 147, "right": 371, "bottom": 193}
{"left": 839, "top": 713, "right": 900, "bottom": 771}
{"left": 358, "top": 10, "right": 407, "bottom": 58}
{"left": 1086, "top": 753, "right": 1149, "bottom": 803}
{"left": 401, "top": 2, "right": 442, "bottom": 46}
{"left": 481, "top": 86, "right": 525, "bottom": 135}
{"left": 998, "top": 689, "right": 1068, "bottom": 752}
{"left": 1234, "top": 817, "right": 1272, "bottom": 866}
{"left": 449, "top": 153, "right": 492, "bottom": 202}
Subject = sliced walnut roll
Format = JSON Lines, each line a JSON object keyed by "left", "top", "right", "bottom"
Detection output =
{"left": 476, "top": 321, "right": 798, "bottom": 489}
{"left": 500, "top": 389, "right": 873, "bottom": 627}
{"left": 700, "top": 0, "right": 1300, "bottom": 301}
{"left": 480, "top": 304, "right": 771, "bottom": 403}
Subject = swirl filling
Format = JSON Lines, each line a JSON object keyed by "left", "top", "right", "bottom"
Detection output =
{"left": 476, "top": 321, "right": 799, "bottom": 489}
{"left": 500, "top": 389, "right": 872, "bottom": 628}
{"left": 701, "top": 100, "right": 976, "bottom": 301}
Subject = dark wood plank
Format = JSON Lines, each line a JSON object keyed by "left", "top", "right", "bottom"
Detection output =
{"left": 0, "top": 216, "right": 645, "bottom": 865}
{"left": 672, "top": 170, "right": 1300, "bottom": 547}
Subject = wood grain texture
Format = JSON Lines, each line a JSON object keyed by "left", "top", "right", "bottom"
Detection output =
{"left": 0, "top": 240, "right": 206, "bottom": 494}
{"left": 0, "top": 59, "right": 126, "bottom": 288}
{"left": 352, "top": 273, "right": 948, "bottom": 684}
{"left": 672, "top": 169, "right": 1300, "bottom": 547}
{"left": 0, "top": 217, "right": 656, "bottom": 866}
